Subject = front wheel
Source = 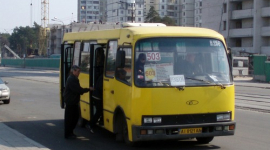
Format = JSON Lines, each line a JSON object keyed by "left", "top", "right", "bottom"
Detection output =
{"left": 196, "top": 136, "right": 214, "bottom": 144}
{"left": 122, "top": 117, "right": 141, "bottom": 147}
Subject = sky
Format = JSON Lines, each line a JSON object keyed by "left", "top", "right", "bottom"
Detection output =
{"left": 0, "top": 0, "right": 77, "bottom": 34}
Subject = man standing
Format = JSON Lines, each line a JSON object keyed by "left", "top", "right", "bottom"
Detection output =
{"left": 64, "top": 65, "right": 94, "bottom": 139}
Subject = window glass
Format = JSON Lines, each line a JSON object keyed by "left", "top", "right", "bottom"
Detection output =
{"left": 73, "top": 42, "right": 81, "bottom": 66}
{"left": 135, "top": 38, "right": 231, "bottom": 87}
{"left": 80, "top": 41, "right": 97, "bottom": 73}
{"left": 105, "top": 41, "right": 118, "bottom": 77}
{"left": 115, "top": 47, "right": 132, "bottom": 84}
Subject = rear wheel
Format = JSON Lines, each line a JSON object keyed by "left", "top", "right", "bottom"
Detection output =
{"left": 196, "top": 136, "right": 214, "bottom": 144}
{"left": 3, "top": 99, "right": 10, "bottom": 104}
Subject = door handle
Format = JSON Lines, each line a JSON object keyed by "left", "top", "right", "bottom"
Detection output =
{"left": 111, "top": 90, "right": 114, "bottom": 94}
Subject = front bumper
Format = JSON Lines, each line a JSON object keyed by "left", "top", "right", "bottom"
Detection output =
{"left": 0, "top": 91, "right": 10, "bottom": 100}
{"left": 132, "top": 121, "right": 235, "bottom": 142}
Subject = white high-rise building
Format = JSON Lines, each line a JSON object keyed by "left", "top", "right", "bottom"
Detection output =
{"left": 106, "top": 0, "right": 144, "bottom": 23}
{"left": 78, "top": 0, "right": 102, "bottom": 23}
{"left": 201, "top": 0, "right": 270, "bottom": 56}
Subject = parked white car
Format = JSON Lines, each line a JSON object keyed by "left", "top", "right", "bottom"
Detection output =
{"left": 0, "top": 78, "right": 10, "bottom": 104}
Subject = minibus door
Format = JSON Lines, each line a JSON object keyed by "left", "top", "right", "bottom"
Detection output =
{"left": 89, "top": 44, "right": 104, "bottom": 120}
{"left": 60, "top": 43, "right": 74, "bottom": 108}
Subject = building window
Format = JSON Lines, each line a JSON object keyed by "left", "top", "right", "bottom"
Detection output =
{"left": 223, "top": 21, "right": 227, "bottom": 30}
{"left": 138, "top": 17, "right": 141, "bottom": 21}
{"left": 223, "top": 3, "right": 227, "bottom": 13}
{"left": 236, "top": 21, "right": 242, "bottom": 28}
{"left": 81, "top": 6, "right": 86, "bottom": 10}
{"left": 162, "top": 5, "right": 164, "bottom": 9}
{"left": 120, "top": 17, "right": 123, "bottom": 21}
{"left": 235, "top": 39, "right": 242, "bottom": 47}
{"left": 138, "top": 11, "right": 141, "bottom": 15}
{"left": 183, "top": 12, "right": 185, "bottom": 16}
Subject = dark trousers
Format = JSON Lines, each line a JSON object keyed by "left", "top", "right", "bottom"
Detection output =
{"left": 90, "top": 99, "right": 103, "bottom": 127}
{"left": 65, "top": 105, "right": 80, "bottom": 137}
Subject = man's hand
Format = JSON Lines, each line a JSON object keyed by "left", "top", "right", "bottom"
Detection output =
{"left": 89, "top": 87, "right": 95, "bottom": 91}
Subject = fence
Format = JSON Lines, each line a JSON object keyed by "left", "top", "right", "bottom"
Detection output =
{"left": 0, "top": 58, "right": 60, "bottom": 69}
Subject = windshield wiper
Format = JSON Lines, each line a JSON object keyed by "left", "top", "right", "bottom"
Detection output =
{"left": 151, "top": 81, "right": 185, "bottom": 91}
{"left": 185, "top": 77, "right": 226, "bottom": 89}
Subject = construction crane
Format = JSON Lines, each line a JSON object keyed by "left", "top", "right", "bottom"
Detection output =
{"left": 39, "top": 0, "right": 49, "bottom": 56}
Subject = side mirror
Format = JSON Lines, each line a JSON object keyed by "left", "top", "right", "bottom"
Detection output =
{"left": 4, "top": 81, "right": 8, "bottom": 84}
{"left": 116, "top": 51, "right": 125, "bottom": 68}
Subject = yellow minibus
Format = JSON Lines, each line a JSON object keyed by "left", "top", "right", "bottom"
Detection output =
{"left": 59, "top": 23, "right": 235, "bottom": 145}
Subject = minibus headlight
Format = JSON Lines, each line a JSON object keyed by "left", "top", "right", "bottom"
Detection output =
{"left": 153, "top": 117, "right": 162, "bottom": 123}
{"left": 143, "top": 117, "right": 153, "bottom": 123}
{"left": 217, "top": 113, "right": 231, "bottom": 121}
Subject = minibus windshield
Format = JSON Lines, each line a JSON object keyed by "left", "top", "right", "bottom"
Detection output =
{"left": 134, "top": 38, "right": 232, "bottom": 87}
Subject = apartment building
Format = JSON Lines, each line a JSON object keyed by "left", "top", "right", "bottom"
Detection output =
{"left": 194, "top": 0, "right": 202, "bottom": 27}
{"left": 78, "top": 0, "right": 102, "bottom": 23}
{"left": 106, "top": 0, "right": 144, "bottom": 23}
{"left": 202, "top": 0, "right": 270, "bottom": 56}
{"left": 144, "top": 0, "right": 182, "bottom": 25}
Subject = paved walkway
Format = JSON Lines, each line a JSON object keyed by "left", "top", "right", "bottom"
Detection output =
{"left": 0, "top": 123, "right": 50, "bottom": 150}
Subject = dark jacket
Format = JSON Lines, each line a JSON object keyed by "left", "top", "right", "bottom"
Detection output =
{"left": 64, "top": 74, "right": 89, "bottom": 106}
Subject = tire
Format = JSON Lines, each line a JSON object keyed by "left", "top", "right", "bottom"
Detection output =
{"left": 3, "top": 99, "right": 10, "bottom": 104}
{"left": 196, "top": 136, "right": 214, "bottom": 144}
{"left": 122, "top": 116, "right": 141, "bottom": 147}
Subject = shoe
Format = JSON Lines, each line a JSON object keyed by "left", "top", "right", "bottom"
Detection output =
{"left": 86, "top": 124, "right": 94, "bottom": 133}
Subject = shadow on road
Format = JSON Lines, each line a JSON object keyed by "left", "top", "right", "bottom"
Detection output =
{"left": 3, "top": 120, "right": 221, "bottom": 150}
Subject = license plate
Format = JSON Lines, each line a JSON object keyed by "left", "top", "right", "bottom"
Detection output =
{"left": 179, "top": 128, "right": 202, "bottom": 134}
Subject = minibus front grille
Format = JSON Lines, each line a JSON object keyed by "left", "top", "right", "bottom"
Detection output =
{"left": 142, "top": 113, "right": 230, "bottom": 126}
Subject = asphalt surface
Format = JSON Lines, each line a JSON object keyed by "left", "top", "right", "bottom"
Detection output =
{"left": 0, "top": 66, "right": 269, "bottom": 150}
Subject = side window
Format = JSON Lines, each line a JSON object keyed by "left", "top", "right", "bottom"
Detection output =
{"left": 73, "top": 42, "right": 81, "bottom": 65}
{"left": 80, "top": 42, "right": 91, "bottom": 73}
{"left": 116, "top": 47, "right": 132, "bottom": 84}
{"left": 105, "top": 40, "right": 118, "bottom": 77}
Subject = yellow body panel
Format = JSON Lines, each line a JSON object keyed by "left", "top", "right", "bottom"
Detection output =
{"left": 78, "top": 72, "right": 90, "bottom": 121}
{"left": 131, "top": 85, "right": 235, "bottom": 125}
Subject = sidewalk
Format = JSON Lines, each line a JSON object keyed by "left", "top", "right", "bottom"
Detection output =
{"left": 234, "top": 76, "right": 270, "bottom": 88}
{"left": 0, "top": 123, "right": 50, "bottom": 150}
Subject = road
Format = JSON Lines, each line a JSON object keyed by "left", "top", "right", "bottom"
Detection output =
{"left": 0, "top": 67, "right": 270, "bottom": 150}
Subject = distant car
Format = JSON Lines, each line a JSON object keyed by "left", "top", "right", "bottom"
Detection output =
{"left": 0, "top": 78, "right": 10, "bottom": 104}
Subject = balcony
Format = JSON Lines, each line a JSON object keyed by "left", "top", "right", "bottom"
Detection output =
{"left": 229, "top": 28, "right": 253, "bottom": 38}
{"left": 231, "top": 9, "right": 253, "bottom": 19}
{"left": 262, "top": 7, "right": 270, "bottom": 17}
{"left": 261, "top": 46, "right": 270, "bottom": 55}
{"left": 261, "top": 27, "right": 270, "bottom": 37}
